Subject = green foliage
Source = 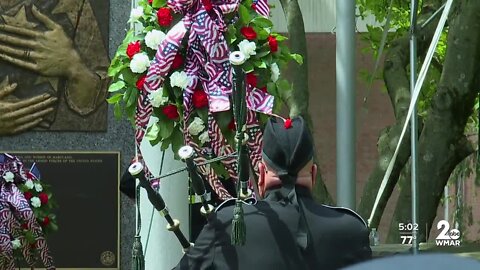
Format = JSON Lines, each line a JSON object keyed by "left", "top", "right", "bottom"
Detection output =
{"left": 357, "top": 0, "right": 448, "bottom": 117}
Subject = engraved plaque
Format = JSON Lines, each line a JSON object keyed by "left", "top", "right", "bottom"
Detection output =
{"left": 9, "top": 152, "right": 120, "bottom": 269}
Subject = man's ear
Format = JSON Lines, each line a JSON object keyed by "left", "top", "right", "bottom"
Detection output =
{"left": 258, "top": 162, "right": 266, "bottom": 198}
{"left": 311, "top": 164, "right": 317, "bottom": 188}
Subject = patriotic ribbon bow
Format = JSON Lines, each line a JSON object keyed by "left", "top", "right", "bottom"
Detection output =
{"left": 0, "top": 154, "right": 55, "bottom": 270}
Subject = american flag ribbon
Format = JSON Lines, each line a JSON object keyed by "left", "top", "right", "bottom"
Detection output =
{"left": 252, "top": 0, "right": 270, "bottom": 17}
{"left": 0, "top": 154, "right": 55, "bottom": 270}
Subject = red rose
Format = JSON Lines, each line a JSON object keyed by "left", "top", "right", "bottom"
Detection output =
{"left": 42, "top": 217, "right": 50, "bottom": 226}
{"left": 126, "top": 41, "right": 141, "bottom": 59}
{"left": 228, "top": 119, "right": 236, "bottom": 131}
{"left": 162, "top": 104, "right": 179, "bottom": 120}
{"left": 251, "top": 3, "right": 257, "bottom": 10}
{"left": 157, "top": 7, "right": 173, "bottom": 27}
{"left": 192, "top": 90, "right": 209, "bottom": 108}
{"left": 136, "top": 75, "right": 146, "bottom": 91}
{"left": 171, "top": 54, "right": 184, "bottom": 70}
{"left": 260, "top": 86, "right": 268, "bottom": 93}
{"left": 241, "top": 26, "right": 257, "bottom": 40}
{"left": 268, "top": 35, "right": 278, "bottom": 53}
{"left": 148, "top": 0, "right": 153, "bottom": 4}
{"left": 284, "top": 118, "right": 292, "bottom": 129}
{"left": 38, "top": 193, "right": 49, "bottom": 205}
{"left": 201, "top": 0, "right": 213, "bottom": 12}
{"left": 24, "top": 192, "right": 33, "bottom": 201}
{"left": 246, "top": 72, "right": 257, "bottom": 87}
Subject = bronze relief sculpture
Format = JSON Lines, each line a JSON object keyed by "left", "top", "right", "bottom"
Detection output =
{"left": 0, "top": 0, "right": 109, "bottom": 135}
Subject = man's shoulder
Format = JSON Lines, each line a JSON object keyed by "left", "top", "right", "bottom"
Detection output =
{"left": 319, "top": 204, "right": 368, "bottom": 228}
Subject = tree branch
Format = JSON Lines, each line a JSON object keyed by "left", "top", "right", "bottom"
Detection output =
{"left": 388, "top": 0, "right": 480, "bottom": 242}
{"left": 279, "top": 0, "right": 333, "bottom": 204}
{"left": 357, "top": 0, "right": 443, "bottom": 227}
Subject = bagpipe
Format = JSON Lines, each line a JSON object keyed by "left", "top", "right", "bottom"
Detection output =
{"left": 128, "top": 50, "right": 255, "bottom": 264}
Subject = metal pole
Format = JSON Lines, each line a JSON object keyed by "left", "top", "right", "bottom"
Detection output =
{"left": 336, "top": 0, "right": 356, "bottom": 209}
{"left": 410, "top": 0, "right": 419, "bottom": 255}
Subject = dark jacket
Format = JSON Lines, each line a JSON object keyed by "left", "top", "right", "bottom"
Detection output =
{"left": 175, "top": 186, "right": 372, "bottom": 270}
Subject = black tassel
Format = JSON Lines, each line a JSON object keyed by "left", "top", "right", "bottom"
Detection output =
{"left": 132, "top": 236, "right": 145, "bottom": 270}
{"left": 231, "top": 200, "right": 246, "bottom": 245}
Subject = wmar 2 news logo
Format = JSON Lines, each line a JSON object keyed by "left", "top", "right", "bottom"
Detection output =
{"left": 435, "top": 220, "right": 461, "bottom": 247}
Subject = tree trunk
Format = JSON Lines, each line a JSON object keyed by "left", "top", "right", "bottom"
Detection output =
{"left": 357, "top": 0, "right": 442, "bottom": 227}
{"left": 279, "top": 0, "right": 332, "bottom": 204}
{"left": 388, "top": 0, "right": 480, "bottom": 242}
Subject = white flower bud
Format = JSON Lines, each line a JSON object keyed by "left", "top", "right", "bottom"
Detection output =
{"left": 170, "top": 71, "right": 190, "bottom": 90}
{"left": 30, "top": 197, "right": 41, "bottom": 208}
{"left": 130, "top": 6, "right": 144, "bottom": 21}
{"left": 187, "top": 117, "right": 205, "bottom": 136}
{"left": 130, "top": 53, "right": 151, "bottom": 73}
{"left": 238, "top": 40, "right": 257, "bottom": 60}
{"left": 145, "top": 30, "right": 166, "bottom": 50}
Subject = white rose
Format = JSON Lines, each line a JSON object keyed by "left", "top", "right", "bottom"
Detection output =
{"left": 199, "top": 131, "right": 210, "bottom": 145}
{"left": 187, "top": 117, "right": 205, "bottom": 136}
{"left": 34, "top": 183, "right": 43, "bottom": 192}
{"left": 11, "top": 239, "right": 21, "bottom": 250}
{"left": 30, "top": 197, "right": 41, "bottom": 208}
{"left": 170, "top": 71, "right": 190, "bottom": 90}
{"left": 25, "top": 180, "right": 34, "bottom": 189}
{"left": 271, "top": 62, "right": 280, "bottom": 82}
{"left": 130, "top": 6, "right": 144, "bottom": 21}
{"left": 3, "top": 171, "right": 14, "bottom": 183}
{"left": 238, "top": 40, "right": 257, "bottom": 60}
{"left": 149, "top": 89, "right": 169, "bottom": 108}
{"left": 130, "top": 53, "right": 151, "bottom": 73}
{"left": 145, "top": 30, "right": 166, "bottom": 50}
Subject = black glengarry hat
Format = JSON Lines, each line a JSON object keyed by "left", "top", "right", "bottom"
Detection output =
{"left": 262, "top": 116, "right": 314, "bottom": 185}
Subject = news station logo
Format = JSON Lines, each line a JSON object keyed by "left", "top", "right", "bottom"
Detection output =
{"left": 435, "top": 220, "right": 461, "bottom": 247}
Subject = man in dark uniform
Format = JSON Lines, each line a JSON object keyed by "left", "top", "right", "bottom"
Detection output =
{"left": 175, "top": 116, "right": 372, "bottom": 269}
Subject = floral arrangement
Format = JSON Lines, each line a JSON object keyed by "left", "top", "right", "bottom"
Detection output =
{"left": 108, "top": 0, "right": 301, "bottom": 190}
{"left": 0, "top": 154, "right": 56, "bottom": 268}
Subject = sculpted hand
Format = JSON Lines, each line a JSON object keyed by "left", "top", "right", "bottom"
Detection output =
{"left": 0, "top": 5, "right": 83, "bottom": 78}
{"left": 0, "top": 5, "right": 103, "bottom": 115}
{"left": 0, "top": 82, "right": 57, "bottom": 135}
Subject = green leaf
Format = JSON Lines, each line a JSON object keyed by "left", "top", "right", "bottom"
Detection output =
{"left": 252, "top": 17, "right": 273, "bottom": 28}
{"left": 158, "top": 119, "right": 174, "bottom": 139}
{"left": 160, "top": 137, "right": 171, "bottom": 151}
{"left": 273, "top": 34, "right": 288, "bottom": 41}
{"left": 254, "top": 60, "right": 267, "bottom": 69}
{"left": 227, "top": 25, "right": 237, "bottom": 44}
{"left": 127, "top": 88, "right": 139, "bottom": 107}
{"left": 114, "top": 103, "right": 122, "bottom": 119}
{"left": 256, "top": 27, "right": 270, "bottom": 40}
{"left": 108, "top": 81, "right": 125, "bottom": 92}
{"left": 197, "top": 108, "right": 208, "bottom": 122}
{"left": 290, "top": 54, "right": 304, "bottom": 65}
{"left": 171, "top": 127, "right": 184, "bottom": 159}
{"left": 243, "top": 62, "right": 254, "bottom": 73}
{"left": 123, "top": 87, "right": 133, "bottom": 103}
{"left": 255, "top": 49, "right": 271, "bottom": 58}
{"left": 152, "top": 0, "right": 167, "bottom": 8}
{"left": 215, "top": 111, "right": 233, "bottom": 129}
{"left": 238, "top": 4, "right": 251, "bottom": 25}
{"left": 108, "top": 62, "right": 129, "bottom": 77}
{"left": 267, "top": 82, "right": 277, "bottom": 96}
{"left": 145, "top": 123, "right": 160, "bottom": 141}
{"left": 276, "top": 79, "right": 291, "bottom": 92}
{"left": 106, "top": 93, "right": 124, "bottom": 104}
